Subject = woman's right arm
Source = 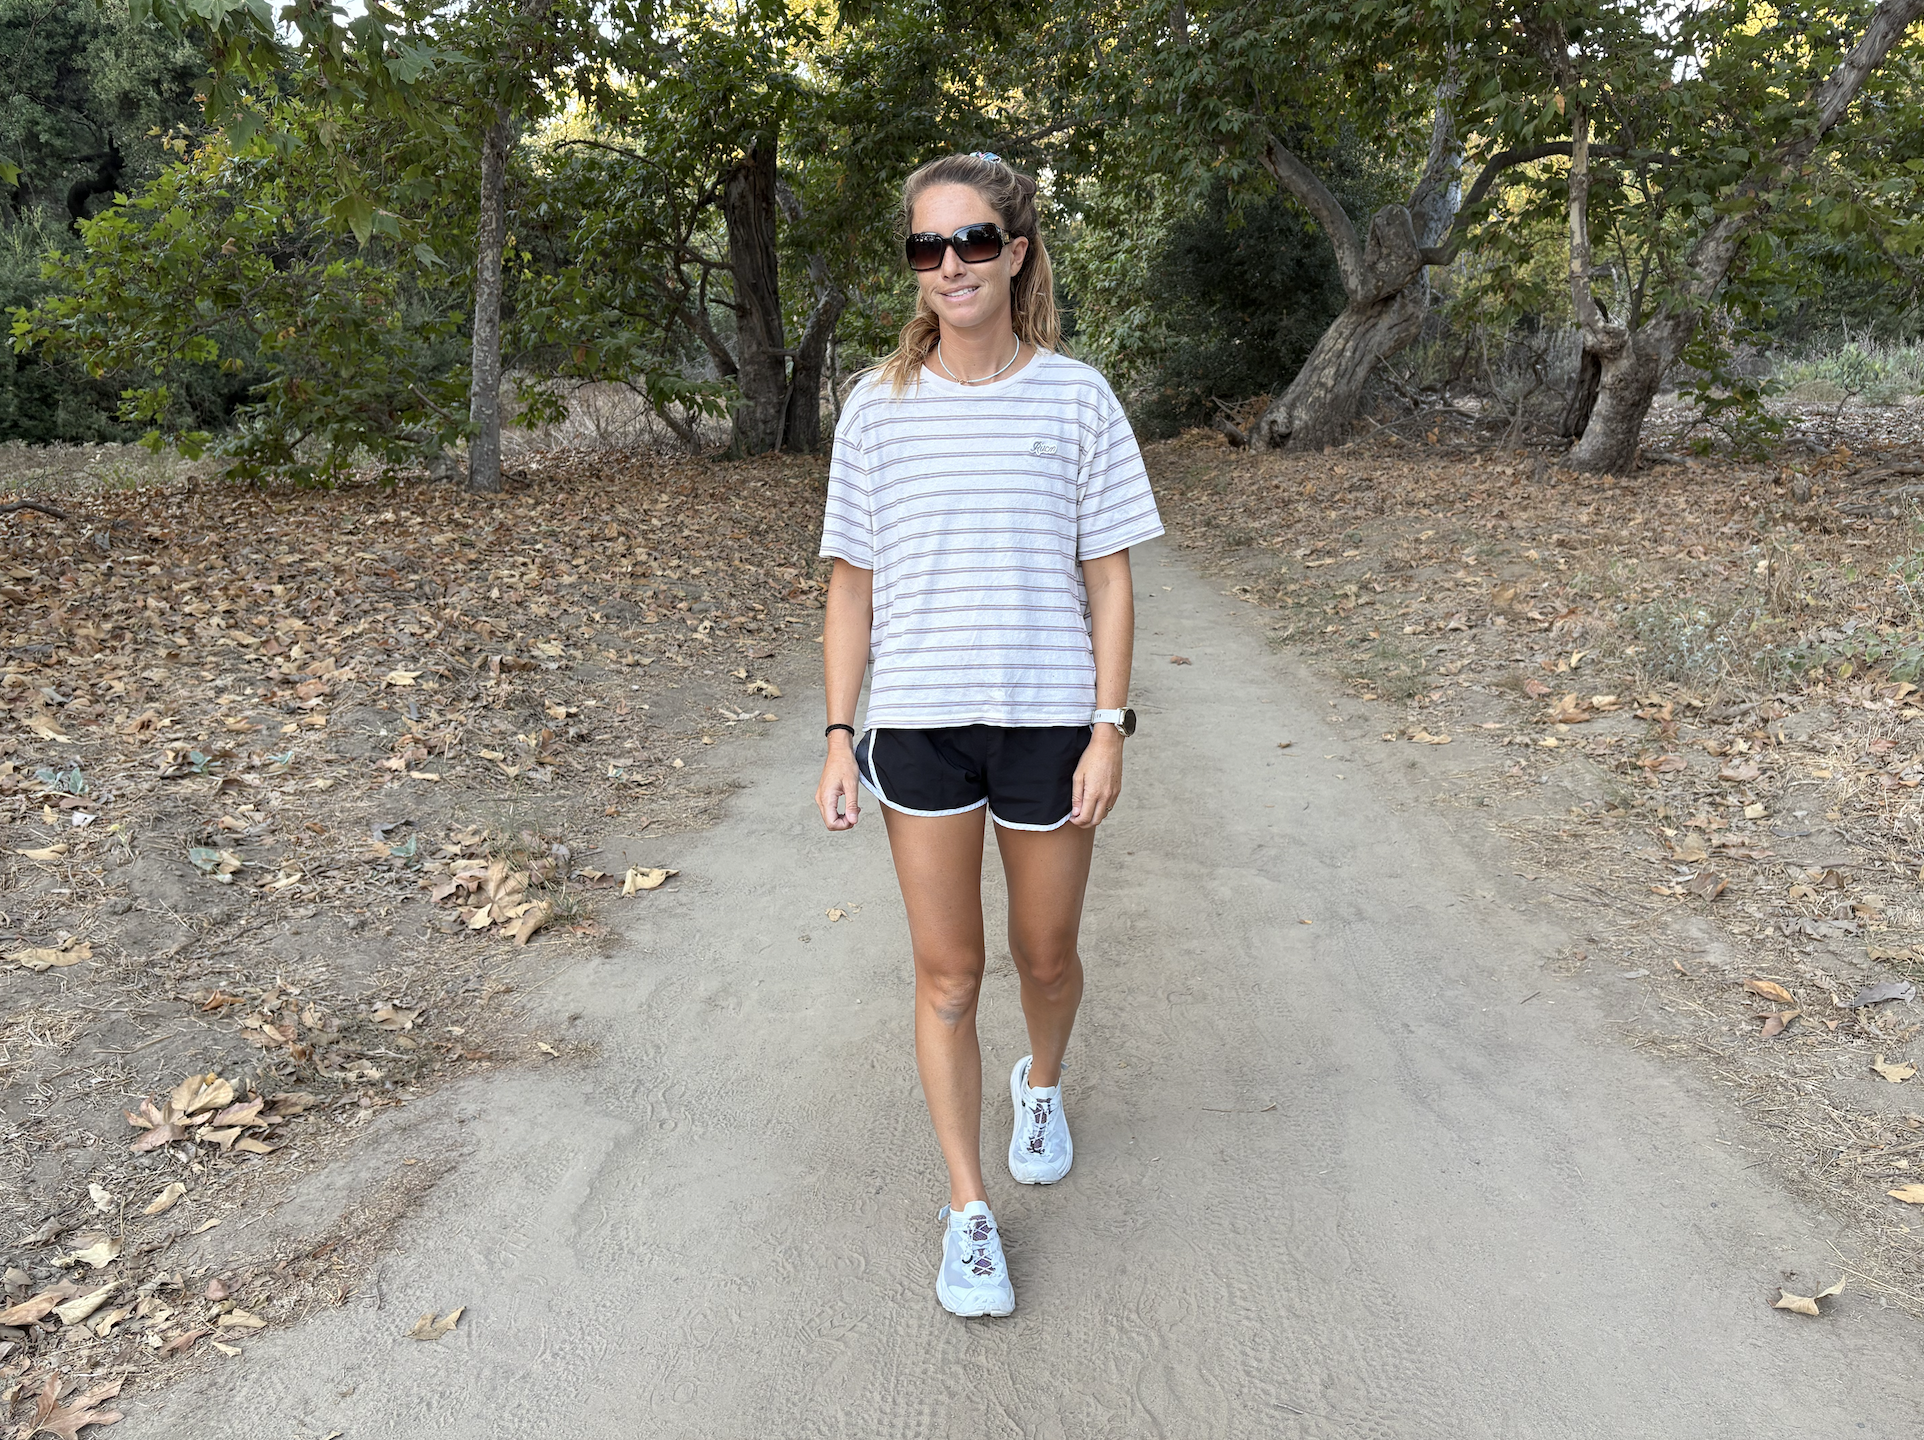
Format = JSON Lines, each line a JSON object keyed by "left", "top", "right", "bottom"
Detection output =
{"left": 816, "top": 558, "right": 873, "bottom": 830}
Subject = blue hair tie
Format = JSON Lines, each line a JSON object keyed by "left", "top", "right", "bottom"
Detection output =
{"left": 972, "top": 151, "right": 1002, "bottom": 164}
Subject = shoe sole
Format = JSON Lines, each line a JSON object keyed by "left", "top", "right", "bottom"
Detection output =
{"left": 1007, "top": 1057, "right": 1072, "bottom": 1185}
{"left": 936, "top": 1273, "right": 1014, "bottom": 1318}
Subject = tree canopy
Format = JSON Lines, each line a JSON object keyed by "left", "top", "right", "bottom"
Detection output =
{"left": 5, "top": 0, "right": 1923, "bottom": 476}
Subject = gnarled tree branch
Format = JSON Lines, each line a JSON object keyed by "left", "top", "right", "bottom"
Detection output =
{"left": 1259, "top": 136, "right": 1366, "bottom": 299}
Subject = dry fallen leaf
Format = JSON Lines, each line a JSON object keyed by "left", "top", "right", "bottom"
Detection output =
{"left": 1743, "top": 979, "right": 1796, "bottom": 1006}
{"left": 218, "top": 1309, "right": 267, "bottom": 1329}
{"left": 172, "top": 1072, "right": 234, "bottom": 1115}
{"left": 11, "top": 939, "right": 92, "bottom": 971}
{"left": 1888, "top": 1183, "right": 1924, "bottom": 1205}
{"left": 1410, "top": 729, "right": 1452, "bottom": 744}
{"left": 1772, "top": 1276, "right": 1845, "bottom": 1316}
{"left": 211, "top": 1340, "right": 243, "bottom": 1357}
{"left": 1169, "top": 655, "right": 1191, "bottom": 665}
{"left": 1683, "top": 871, "right": 1727, "bottom": 901}
{"left": 54, "top": 1282, "right": 118, "bottom": 1326}
{"left": 405, "top": 1305, "right": 465, "bottom": 1341}
{"left": 510, "top": 901, "right": 552, "bottom": 946}
{"left": 1872, "top": 1055, "right": 1918, "bottom": 1084}
{"left": 0, "top": 1283, "right": 78, "bottom": 1326}
{"left": 89, "top": 1182, "right": 114, "bottom": 1212}
{"left": 1759, "top": 1009, "right": 1799, "bottom": 1039}
{"left": 16, "top": 843, "right": 70, "bottom": 862}
{"left": 826, "top": 907, "right": 848, "bottom": 921}
{"left": 621, "top": 866, "right": 677, "bottom": 895}
{"left": 93, "top": 1305, "right": 134, "bottom": 1338}
{"left": 25, "top": 1374, "right": 124, "bottom": 1440}
{"left": 57, "top": 1236, "right": 122, "bottom": 1270}
{"left": 1847, "top": 980, "right": 1919, "bottom": 1007}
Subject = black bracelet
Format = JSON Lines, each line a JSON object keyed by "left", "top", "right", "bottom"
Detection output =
{"left": 824, "top": 723, "right": 856, "bottom": 739}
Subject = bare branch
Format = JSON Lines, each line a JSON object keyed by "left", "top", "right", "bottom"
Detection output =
{"left": 997, "top": 118, "right": 1087, "bottom": 147}
{"left": 1259, "top": 136, "right": 1365, "bottom": 299}
{"left": 652, "top": 398, "right": 701, "bottom": 450}
{"left": 0, "top": 500, "right": 72, "bottom": 522}
{"left": 1407, "top": 70, "right": 1462, "bottom": 249}
{"left": 1566, "top": 106, "right": 1610, "bottom": 341}
{"left": 1682, "top": 0, "right": 1924, "bottom": 301}
{"left": 551, "top": 138, "right": 649, "bottom": 164}
{"left": 654, "top": 276, "right": 737, "bottom": 378}
{"left": 1415, "top": 142, "right": 1673, "bottom": 265}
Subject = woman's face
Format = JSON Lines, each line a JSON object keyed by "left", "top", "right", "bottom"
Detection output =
{"left": 910, "top": 182, "right": 1029, "bottom": 337}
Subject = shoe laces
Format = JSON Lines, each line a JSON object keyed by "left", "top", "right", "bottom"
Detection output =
{"left": 1022, "top": 1093, "right": 1054, "bottom": 1156}
{"left": 957, "top": 1214, "right": 1001, "bottom": 1278}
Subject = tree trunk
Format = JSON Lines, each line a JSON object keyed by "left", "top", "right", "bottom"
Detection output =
{"left": 466, "top": 110, "right": 513, "bottom": 493}
{"left": 1558, "top": 344, "right": 1603, "bottom": 440}
{"left": 781, "top": 257, "right": 845, "bottom": 454}
{"left": 722, "top": 140, "right": 788, "bottom": 456}
{"left": 1252, "top": 97, "right": 1458, "bottom": 451}
{"left": 1252, "top": 281, "right": 1428, "bottom": 450}
{"left": 1564, "top": 317, "right": 1691, "bottom": 473}
{"left": 1250, "top": 196, "right": 1433, "bottom": 449}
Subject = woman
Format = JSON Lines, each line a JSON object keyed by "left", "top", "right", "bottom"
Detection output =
{"left": 814, "top": 152, "right": 1161, "bottom": 1318}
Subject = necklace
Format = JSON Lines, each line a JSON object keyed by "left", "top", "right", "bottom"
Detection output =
{"left": 935, "top": 334, "right": 1021, "bottom": 386}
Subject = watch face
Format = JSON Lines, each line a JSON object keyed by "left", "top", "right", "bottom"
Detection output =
{"left": 1120, "top": 707, "right": 1137, "bottom": 737}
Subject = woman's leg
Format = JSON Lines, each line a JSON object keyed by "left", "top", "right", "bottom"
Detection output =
{"left": 882, "top": 804, "right": 991, "bottom": 1210}
{"left": 994, "top": 822, "right": 1096, "bottom": 1088}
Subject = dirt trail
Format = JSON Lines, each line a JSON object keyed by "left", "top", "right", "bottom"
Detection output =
{"left": 125, "top": 541, "right": 1922, "bottom": 1438}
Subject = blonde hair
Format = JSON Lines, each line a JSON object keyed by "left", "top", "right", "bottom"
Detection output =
{"left": 878, "top": 153, "right": 1062, "bottom": 395}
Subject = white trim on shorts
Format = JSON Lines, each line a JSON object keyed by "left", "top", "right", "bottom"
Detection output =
{"left": 988, "top": 807, "right": 1074, "bottom": 833}
{"left": 857, "top": 728, "right": 988, "bottom": 819}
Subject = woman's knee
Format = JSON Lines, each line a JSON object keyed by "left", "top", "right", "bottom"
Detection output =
{"left": 915, "top": 959, "right": 983, "bottom": 1025}
{"left": 1009, "top": 936, "right": 1080, "bottom": 997}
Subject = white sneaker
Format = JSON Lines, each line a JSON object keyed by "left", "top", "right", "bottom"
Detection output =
{"left": 935, "top": 1201, "right": 1015, "bottom": 1318}
{"left": 1008, "top": 1055, "right": 1073, "bottom": 1185}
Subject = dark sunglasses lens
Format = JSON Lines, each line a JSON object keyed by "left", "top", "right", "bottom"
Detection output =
{"left": 954, "top": 224, "right": 1004, "bottom": 262}
{"left": 905, "top": 235, "right": 945, "bottom": 270}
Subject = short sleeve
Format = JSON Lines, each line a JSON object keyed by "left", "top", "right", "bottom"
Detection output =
{"left": 1075, "top": 380, "right": 1164, "bottom": 561}
{"left": 820, "top": 398, "right": 875, "bottom": 569}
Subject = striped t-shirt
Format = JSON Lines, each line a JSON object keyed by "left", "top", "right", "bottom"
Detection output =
{"left": 819, "top": 350, "right": 1164, "bottom": 730}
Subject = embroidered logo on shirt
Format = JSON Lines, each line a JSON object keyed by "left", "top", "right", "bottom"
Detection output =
{"left": 1029, "top": 439, "right": 1058, "bottom": 456}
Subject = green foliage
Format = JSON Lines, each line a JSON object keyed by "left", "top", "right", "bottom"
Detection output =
{"left": 0, "top": 0, "right": 211, "bottom": 442}
{"left": 1061, "top": 173, "right": 1372, "bottom": 436}
{"left": 15, "top": 119, "right": 470, "bottom": 482}
{"left": 0, "top": 0, "right": 206, "bottom": 224}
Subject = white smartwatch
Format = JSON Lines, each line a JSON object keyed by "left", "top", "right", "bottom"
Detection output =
{"left": 1093, "top": 707, "right": 1137, "bottom": 737}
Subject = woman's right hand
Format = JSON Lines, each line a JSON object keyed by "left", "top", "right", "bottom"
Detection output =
{"left": 817, "top": 737, "right": 862, "bottom": 831}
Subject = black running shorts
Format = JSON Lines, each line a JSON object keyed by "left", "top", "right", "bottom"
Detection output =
{"left": 855, "top": 725, "right": 1091, "bottom": 831}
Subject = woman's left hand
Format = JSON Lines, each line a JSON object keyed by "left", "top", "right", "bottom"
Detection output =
{"left": 1070, "top": 728, "right": 1124, "bottom": 828}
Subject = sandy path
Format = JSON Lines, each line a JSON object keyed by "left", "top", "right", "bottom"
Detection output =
{"left": 129, "top": 540, "right": 1922, "bottom": 1438}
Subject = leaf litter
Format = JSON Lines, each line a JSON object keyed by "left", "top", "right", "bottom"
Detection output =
{"left": 0, "top": 448, "right": 829, "bottom": 1420}
{"left": 1154, "top": 410, "right": 1924, "bottom": 1314}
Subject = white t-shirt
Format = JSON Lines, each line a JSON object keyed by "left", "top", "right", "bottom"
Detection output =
{"left": 818, "top": 350, "right": 1164, "bottom": 730}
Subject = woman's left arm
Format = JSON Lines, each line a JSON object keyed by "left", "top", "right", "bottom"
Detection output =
{"left": 1071, "top": 549, "right": 1135, "bottom": 828}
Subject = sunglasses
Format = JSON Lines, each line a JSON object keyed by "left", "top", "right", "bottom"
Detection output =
{"left": 905, "top": 222, "right": 1014, "bottom": 272}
